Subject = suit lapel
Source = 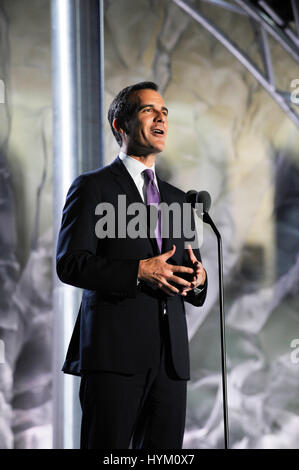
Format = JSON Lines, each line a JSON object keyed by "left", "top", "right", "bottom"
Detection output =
{"left": 108, "top": 156, "right": 176, "bottom": 256}
{"left": 156, "top": 175, "right": 173, "bottom": 254}
{"left": 108, "top": 156, "right": 144, "bottom": 205}
{"left": 108, "top": 156, "right": 159, "bottom": 254}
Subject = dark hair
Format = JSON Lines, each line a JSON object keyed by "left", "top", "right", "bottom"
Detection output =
{"left": 108, "top": 81, "right": 159, "bottom": 146}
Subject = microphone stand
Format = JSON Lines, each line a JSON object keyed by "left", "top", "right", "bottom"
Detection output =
{"left": 200, "top": 210, "right": 229, "bottom": 449}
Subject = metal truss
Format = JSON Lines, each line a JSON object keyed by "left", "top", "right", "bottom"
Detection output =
{"left": 172, "top": 0, "right": 299, "bottom": 128}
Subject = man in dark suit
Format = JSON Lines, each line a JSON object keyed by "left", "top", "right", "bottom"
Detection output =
{"left": 56, "top": 81, "right": 207, "bottom": 449}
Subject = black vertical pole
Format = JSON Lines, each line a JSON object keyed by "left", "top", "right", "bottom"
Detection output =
{"left": 203, "top": 211, "right": 229, "bottom": 449}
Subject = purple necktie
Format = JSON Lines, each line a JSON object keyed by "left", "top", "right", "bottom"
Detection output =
{"left": 143, "top": 169, "right": 162, "bottom": 252}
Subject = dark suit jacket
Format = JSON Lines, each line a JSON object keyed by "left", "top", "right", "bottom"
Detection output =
{"left": 56, "top": 156, "right": 207, "bottom": 380}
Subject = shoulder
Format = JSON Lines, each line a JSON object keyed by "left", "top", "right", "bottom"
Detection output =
{"left": 70, "top": 161, "right": 115, "bottom": 190}
{"left": 64, "top": 165, "right": 115, "bottom": 208}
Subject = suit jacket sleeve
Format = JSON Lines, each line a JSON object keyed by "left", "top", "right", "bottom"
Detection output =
{"left": 56, "top": 174, "right": 139, "bottom": 297}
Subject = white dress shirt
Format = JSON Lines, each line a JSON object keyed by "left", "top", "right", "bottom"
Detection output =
{"left": 119, "top": 151, "right": 160, "bottom": 202}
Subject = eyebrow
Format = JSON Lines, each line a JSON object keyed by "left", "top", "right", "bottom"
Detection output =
{"left": 138, "top": 104, "right": 168, "bottom": 115}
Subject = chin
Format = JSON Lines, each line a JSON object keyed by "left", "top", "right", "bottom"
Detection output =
{"left": 153, "top": 143, "right": 166, "bottom": 153}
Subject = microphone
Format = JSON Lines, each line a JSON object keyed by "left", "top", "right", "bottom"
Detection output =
{"left": 186, "top": 190, "right": 211, "bottom": 214}
{"left": 187, "top": 188, "right": 229, "bottom": 449}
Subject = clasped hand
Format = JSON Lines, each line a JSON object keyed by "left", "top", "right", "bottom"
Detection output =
{"left": 138, "top": 244, "right": 206, "bottom": 297}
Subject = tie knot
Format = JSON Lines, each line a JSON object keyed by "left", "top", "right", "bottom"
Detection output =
{"left": 143, "top": 169, "right": 155, "bottom": 182}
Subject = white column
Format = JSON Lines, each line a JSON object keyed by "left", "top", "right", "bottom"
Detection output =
{"left": 51, "top": 0, "right": 104, "bottom": 449}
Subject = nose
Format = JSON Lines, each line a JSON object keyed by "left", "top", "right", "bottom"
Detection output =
{"left": 154, "top": 110, "right": 166, "bottom": 123}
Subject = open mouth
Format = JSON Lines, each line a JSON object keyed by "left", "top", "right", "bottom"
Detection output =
{"left": 151, "top": 128, "right": 165, "bottom": 136}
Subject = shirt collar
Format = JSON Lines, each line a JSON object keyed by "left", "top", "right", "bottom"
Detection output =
{"left": 119, "top": 151, "right": 156, "bottom": 179}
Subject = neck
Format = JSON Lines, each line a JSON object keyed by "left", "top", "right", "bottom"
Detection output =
{"left": 121, "top": 149, "right": 157, "bottom": 168}
{"left": 131, "top": 155, "right": 156, "bottom": 168}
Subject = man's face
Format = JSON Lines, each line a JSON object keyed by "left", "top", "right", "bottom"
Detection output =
{"left": 121, "top": 88, "right": 168, "bottom": 156}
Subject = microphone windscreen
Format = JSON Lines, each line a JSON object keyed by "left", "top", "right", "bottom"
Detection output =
{"left": 186, "top": 190, "right": 211, "bottom": 213}
{"left": 186, "top": 190, "right": 197, "bottom": 206}
{"left": 196, "top": 191, "right": 211, "bottom": 213}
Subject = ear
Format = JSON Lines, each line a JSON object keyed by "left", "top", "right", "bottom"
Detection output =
{"left": 112, "top": 118, "right": 124, "bottom": 134}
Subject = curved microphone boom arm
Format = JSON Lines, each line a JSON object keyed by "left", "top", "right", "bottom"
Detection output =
{"left": 186, "top": 190, "right": 229, "bottom": 450}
